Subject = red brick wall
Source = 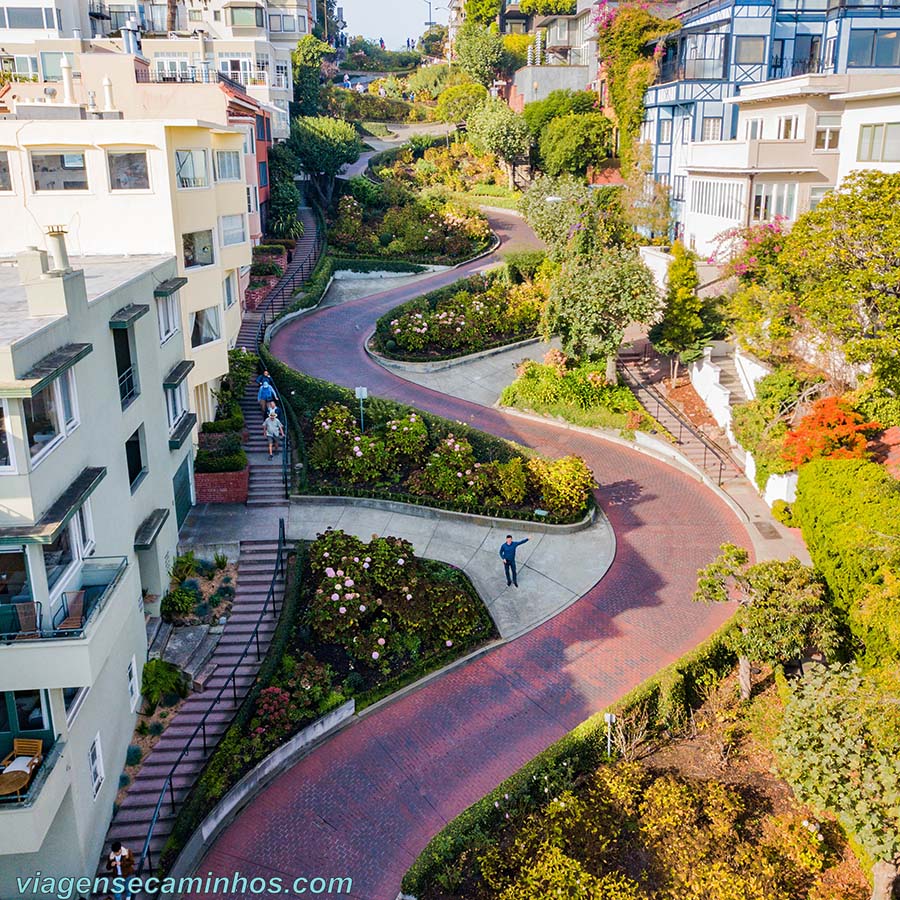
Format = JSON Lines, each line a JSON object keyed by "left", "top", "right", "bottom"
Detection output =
{"left": 245, "top": 250, "right": 288, "bottom": 310}
{"left": 195, "top": 468, "right": 250, "bottom": 504}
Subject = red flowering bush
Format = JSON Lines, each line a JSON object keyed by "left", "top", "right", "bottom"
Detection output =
{"left": 710, "top": 217, "right": 788, "bottom": 283}
{"left": 781, "top": 396, "right": 880, "bottom": 469}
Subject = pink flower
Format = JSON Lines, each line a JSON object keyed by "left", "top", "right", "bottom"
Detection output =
{"left": 331, "top": 593, "right": 340, "bottom": 601}
{"left": 339, "top": 606, "right": 347, "bottom": 614}
{"left": 359, "top": 604, "right": 367, "bottom": 612}
{"left": 372, "top": 651, "right": 380, "bottom": 659}
{"left": 446, "top": 640, "right": 453, "bottom": 647}
{"left": 325, "top": 567, "right": 335, "bottom": 578}
{"left": 397, "top": 558, "right": 405, "bottom": 565}
{"left": 345, "top": 578, "right": 354, "bottom": 587}
{"left": 363, "top": 562, "right": 369, "bottom": 569}
{"left": 377, "top": 637, "right": 386, "bottom": 646}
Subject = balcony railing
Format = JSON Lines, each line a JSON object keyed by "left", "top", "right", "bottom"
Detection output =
{"left": 88, "top": 0, "right": 110, "bottom": 18}
{"left": 657, "top": 57, "right": 727, "bottom": 83}
{"left": 0, "top": 739, "right": 63, "bottom": 807}
{"left": 118, "top": 366, "right": 137, "bottom": 408}
{"left": 769, "top": 55, "right": 825, "bottom": 78}
{"left": 134, "top": 68, "right": 251, "bottom": 96}
{"left": 0, "top": 556, "right": 128, "bottom": 642}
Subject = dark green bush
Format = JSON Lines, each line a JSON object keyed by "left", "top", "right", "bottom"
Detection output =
{"left": 149, "top": 721, "right": 165, "bottom": 737}
{"left": 140, "top": 659, "right": 187, "bottom": 712}
{"left": 125, "top": 744, "right": 142, "bottom": 766}
{"left": 161, "top": 587, "right": 197, "bottom": 621}
{"left": 119, "top": 774, "right": 131, "bottom": 789}
{"left": 169, "top": 551, "right": 198, "bottom": 582}
{"left": 194, "top": 449, "right": 248, "bottom": 474}
{"left": 252, "top": 244, "right": 287, "bottom": 256}
{"left": 504, "top": 250, "right": 548, "bottom": 283}
{"left": 250, "top": 261, "right": 284, "bottom": 278}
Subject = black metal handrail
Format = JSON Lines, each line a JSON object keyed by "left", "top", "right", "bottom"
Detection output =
{"left": 135, "top": 518, "right": 287, "bottom": 878}
{"left": 254, "top": 208, "right": 326, "bottom": 499}
{"left": 618, "top": 365, "right": 739, "bottom": 487}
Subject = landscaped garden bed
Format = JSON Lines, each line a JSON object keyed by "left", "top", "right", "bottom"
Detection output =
{"left": 371, "top": 259, "right": 547, "bottom": 361}
{"left": 328, "top": 175, "right": 492, "bottom": 265}
{"left": 501, "top": 349, "right": 664, "bottom": 438}
{"left": 260, "top": 347, "right": 596, "bottom": 525}
{"left": 161, "top": 550, "right": 237, "bottom": 625}
{"left": 160, "top": 531, "right": 497, "bottom": 870}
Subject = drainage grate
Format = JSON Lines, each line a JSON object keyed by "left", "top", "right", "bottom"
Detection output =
{"left": 754, "top": 521, "right": 780, "bottom": 539}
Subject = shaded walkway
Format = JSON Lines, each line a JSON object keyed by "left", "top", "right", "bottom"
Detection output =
{"left": 194, "top": 211, "right": 749, "bottom": 900}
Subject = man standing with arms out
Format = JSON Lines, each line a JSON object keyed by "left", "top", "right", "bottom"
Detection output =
{"left": 500, "top": 534, "right": 529, "bottom": 588}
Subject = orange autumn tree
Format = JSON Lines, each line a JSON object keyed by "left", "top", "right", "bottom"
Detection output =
{"left": 781, "top": 396, "right": 880, "bottom": 468}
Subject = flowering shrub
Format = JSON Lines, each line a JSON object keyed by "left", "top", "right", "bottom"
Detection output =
{"left": 409, "top": 434, "right": 491, "bottom": 505}
{"left": 781, "top": 396, "right": 880, "bottom": 468}
{"left": 710, "top": 217, "right": 789, "bottom": 283}
{"left": 383, "top": 274, "right": 545, "bottom": 359}
{"left": 526, "top": 455, "right": 595, "bottom": 518}
{"left": 306, "top": 530, "right": 492, "bottom": 673}
{"left": 389, "top": 141, "right": 506, "bottom": 193}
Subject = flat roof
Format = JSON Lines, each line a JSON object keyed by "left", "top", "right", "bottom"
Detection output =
{"left": 0, "top": 254, "right": 171, "bottom": 348}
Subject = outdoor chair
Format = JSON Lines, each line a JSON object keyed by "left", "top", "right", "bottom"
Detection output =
{"left": 56, "top": 590, "right": 85, "bottom": 632}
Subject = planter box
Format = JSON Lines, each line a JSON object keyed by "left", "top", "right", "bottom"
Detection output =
{"left": 195, "top": 467, "right": 250, "bottom": 504}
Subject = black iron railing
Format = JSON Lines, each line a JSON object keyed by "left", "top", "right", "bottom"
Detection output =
{"left": 253, "top": 210, "right": 326, "bottom": 499}
{"left": 618, "top": 365, "right": 739, "bottom": 487}
{"left": 136, "top": 518, "right": 287, "bottom": 878}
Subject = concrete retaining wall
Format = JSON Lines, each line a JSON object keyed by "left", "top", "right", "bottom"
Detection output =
{"left": 734, "top": 347, "right": 771, "bottom": 400}
{"left": 368, "top": 336, "right": 545, "bottom": 373}
{"left": 168, "top": 700, "right": 355, "bottom": 883}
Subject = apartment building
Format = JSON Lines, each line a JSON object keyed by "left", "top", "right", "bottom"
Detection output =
{"left": 680, "top": 71, "right": 898, "bottom": 254}
{"left": 0, "top": 84, "right": 252, "bottom": 423}
{"left": 0, "top": 234, "right": 194, "bottom": 893}
{"left": 0, "top": 0, "right": 310, "bottom": 138}
{"left": 834, "top": 82, "right": 900, "bottom": 179}
{"left": 636, "top": 0, "right": 900, "bottom": 233}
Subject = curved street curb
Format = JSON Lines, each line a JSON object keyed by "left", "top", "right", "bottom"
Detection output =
{"left": 289, "top": 493, "right": 599, "bottom": 534}
{"left": 366, "top": 333, "right": 545, "bottom": 372}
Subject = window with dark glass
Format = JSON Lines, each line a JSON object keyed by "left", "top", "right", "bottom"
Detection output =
{"left": 7, "top": 7, "right": 45, "bottom": 28}
{"left": 848, "top": 29, "right": 900, "bottom": 67}
{"left": 258, "top": 161, "right": 268, "bottom": 186}
{"left": 0, "top": 153, "right": 9, "bottom": 192}
{"left": 183, "top": 229, "right": 214, "bottom": 268}
{"left": 31, "top": 152, "right": 88, "bottom": 191}
{"left": 43, "top": 526, "right": 74, "bottom": 592}
{"left": 125, "top": 427, "right": 146, "bottom": 490}
{"left": 0, "top": 551, "right": 29, "bottom": 602}
{"left": 14, "top": 690, "right": 45, "bottom": 731}
{"left": 108, "top": 151, "right": 150, "bottom": 190}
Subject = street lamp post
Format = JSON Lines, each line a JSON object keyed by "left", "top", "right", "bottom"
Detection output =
{"left": 355, "top": 386, "right": 368, "bottom": 432}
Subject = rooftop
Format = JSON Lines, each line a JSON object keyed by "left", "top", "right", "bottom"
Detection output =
{"left": 0, "top": 254, "right": 172, "bottom": 348}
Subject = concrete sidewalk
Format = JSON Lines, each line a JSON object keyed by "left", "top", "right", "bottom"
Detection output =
{"left": 288, "top": 500, "right": 615, "bottom": 640}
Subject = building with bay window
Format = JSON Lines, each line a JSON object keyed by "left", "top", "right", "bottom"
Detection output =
{"left": 0, "top": 72, "right": 253, "bottom": 424}
{"left": 0, "top": 233, "right": 194, "bottom": 893}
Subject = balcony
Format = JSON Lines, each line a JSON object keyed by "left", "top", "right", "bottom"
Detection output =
{"left": 657, "top": 57, "right": 727, "bottom": 84}
{"left": 118, "top": 366, "right": 137, "bottom": 408}
{"left": 0, "top": 557, "right": 128, "bottom": 643}
{"left": 0, "top": 741, "right": 70, "bottom": 854}
{"left": 88, "top": 0, "right": 110, "bottom": 18}
{"left": 768, "top": 55, "right": 825, "bottom": 78}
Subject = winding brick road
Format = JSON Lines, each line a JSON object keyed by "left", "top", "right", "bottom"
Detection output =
{"left": 195, "top": 212, "right": 747, "bottom": 900}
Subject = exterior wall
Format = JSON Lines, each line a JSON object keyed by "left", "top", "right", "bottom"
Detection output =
{"left": 194, "top": 467, "right": 249, "bottom": 503}
{"left": 511, "top": 64, "right": 592, "bottom": 106}
{"left": 836, "top": 92, "right": 900, "bottom": 181}
{"left": 0, "top": 252, "right": 193, "bottom": 891}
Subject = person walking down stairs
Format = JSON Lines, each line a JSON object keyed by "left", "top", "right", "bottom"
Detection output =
{"left": 263, "top": 410, "right": 285, "bottom": 460}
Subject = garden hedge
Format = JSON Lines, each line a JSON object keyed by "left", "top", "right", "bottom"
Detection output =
{"left": 400, "top": 621, "right": 737, "bottom": 896}
{"left": 160, "top": 547, "right": 307, "bottom": 871}
{"left": 258, "top": 346, "right": 593, "bottom": 524}
{"left": 794, "top": 457, "right": 900, "bottom": 615}
{"left": 200, "top": 403, "right": 244, "bottom": 434}
{"left": 194, "top": 449, "right": 248, "bottom": 474}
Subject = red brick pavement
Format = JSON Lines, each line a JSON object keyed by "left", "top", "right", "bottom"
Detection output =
{"left": 194, "top": 212, "right": 748, "bottom": 900}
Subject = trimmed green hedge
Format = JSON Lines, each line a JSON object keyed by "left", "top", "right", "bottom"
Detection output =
{"left": 400, "top": 622, "right": 737, "bottom": 897}
{"left": 250, "top": 261, "right": 283, "bottom": 278}
{"left": 200, "top": 402, "right": 244, "bottom": 434}
{"left": 257, "top": 346, "right": 593, "bottom": 524}
{"left": 160, "top": 548, "right": 307, "bottom": 871}
{"left": 328, "top": 255, "right": 426, "bottom": 274}
{"left": 194, "top": 449, "right": 248, "bottom": 474}
{"left": 794, "top": 458, "right": 900, "bottom": 615}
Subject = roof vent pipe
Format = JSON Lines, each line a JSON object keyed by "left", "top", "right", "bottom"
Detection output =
{"left": 45, "top": 226, "right": 72, "bottom": 273}
{"left": 102, "top": 75, "right": 115, "bottom": 111}
{"left": 60, "top": 55, "right": 75, "bottom": 105}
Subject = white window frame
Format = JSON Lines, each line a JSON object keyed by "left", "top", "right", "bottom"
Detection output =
{"left": 76, "top": 499, "right": 95, "bottom": 557}
{"left": 658, "top": 119, "right": 672, "bottom": 143}
{"left": 215, "top": 150, "right": 242, "bottom": 182}
{"left": 223, "top": 271, "right": 237, "bottom": 308}
{"left": 190, "top": 305, "right": 222, "bottom": 348}
{"left": 0, "top": 151, "right": 12, "bottom": 193}
{"left": 0, "top": 398, "right": 17, "bottom": 474}
{"left": 752, "top": 182, "right": 797, "bottom": 222}
{"left": 268, "top": 12, "right": 282, "bottom": 30}
{"left": 745, "top": 117, "right": 763, "bottom": 140}
{"left": 174, "top": 149, "right": 209, "bottom": 189}
{"left": 701, "top": 117, "right": 722, "bottom": 141}
{"left": 156, "top": 292, "right": 180, "bottom": 345}
{"left": 165, "top": 380, "right": 189, "bottom": 430}
{"left": 127, "top": 656, "right": 140, "bottom": 712}
{"left": 89, "top": 732, "right": 105, "bottom": 798}
{"left": 183, "top": 229, "right": 216, "bottom": 269}
{"left": 777, "top": 115, "right": 799, "bottom": 140}
{"left": 809, "top": 185, "right": 832, "bottom": 209}
{"left": 106, "top": 149, "right": 151, "bottom": 192}
{"left": 64, "top": 685, "right": 89, "bottom": 726}
{"left": 26, "top": 370, "right": 80, "bottom": 468}
{"left": 30, "top": 150, "right": 89, "bottom": 193}
{"left": 220, "top": 214, "right": 246, "bottom": 247}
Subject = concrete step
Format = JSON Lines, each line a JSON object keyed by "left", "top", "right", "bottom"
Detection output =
{"left": 183, "top": 631, "right": 220, "bottom": 686}
{"left": 160, "top": 624, "right": 209, "bottom": 671}
{"left": 193, "top": 658, "right": 218, "bottom": 692}
{"left": 147, "top": 620, "right": 173, "bottom": 660}
{"left": 145, "top": 616, "right": 163, "bottom": 649}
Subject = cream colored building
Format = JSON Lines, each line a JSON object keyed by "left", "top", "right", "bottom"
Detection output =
{"left": 0, "top": 93, "right": 252, "bottom": 423}
{"left": 0, "top": 0, "right": 313, "bottom": 138}
{"left": 681, "top": 72, "right": 900, "bottom": 257}
{"left": 0, "top": 235, "right": 194, "bottom": 893}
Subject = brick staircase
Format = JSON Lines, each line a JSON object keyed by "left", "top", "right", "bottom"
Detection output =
{"left": 240, "top": 385, "right": 290, "bottom": 508}
{"left": 102, "top": 537, "right": 288, "bottom": 868}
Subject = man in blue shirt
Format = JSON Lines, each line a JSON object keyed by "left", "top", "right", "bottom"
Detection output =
{"left": 499, "top": 535, "right": 529, "bottom": 588}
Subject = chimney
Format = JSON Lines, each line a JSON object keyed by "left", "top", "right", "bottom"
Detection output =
{"left": 60, "top": 55, "right": 75, "bottom": 105}
{"left": 87, "top": 90, "right": 98, "bottom": 111}
{"left": 46, "top": 226, "right": 72, "bottom": 273}
{"left": 16, "top": 247, "right": 49, "bottom": 284}
{"left": 73, "top": 27, "right": 83, "bottom": 40}
{"left": 102, "top": 75, "right": 115, "bottom": 112}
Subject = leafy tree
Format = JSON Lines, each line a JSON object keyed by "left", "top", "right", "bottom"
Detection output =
{"left": 523, "top": 89, "right": 597, "bottom": 137}
{"left": 419, "top": 23, "right": 448, "bottom": 58}
{"left": 694, "top": 545, "right": 841, "bottom": 699}
{"left": 538, "top": 112, "right": 613, "bottom": 176}
{"left": 500, "top": 32, "right": 533, "bottom": 77}
{"left": 519, "top": 0, "right": 576, "bottom": 11}
{"left": 649, "top": 241, "right": 705, "bottom": 384}
{"left": 621, "top": 140, "right": 672, "bottom": 238}
{"left": 781, "top": 396, "right": 880, "bottom": 469}
{"left": 467, "top": 98, "right": 530, "bottom": 188}
{"left": 455, "top": 22, "right": 504, "bottom": 86}
{"left": 312, "top": 0, "right": 339, "bottom": 42}
{"left": 464, "top": 0, "right": 501, "bottom": 25}
{"left": 266, "top": 144, "right": 305, "bottom": 238}
{"left": 545, "top": 249, "right": 659, "bottom": 381}
{"left": 435, "top": 82, "right": 488, "bottom": 123}
{"left": 781, "top": 170, "right": 900, "bottom": 393}
{"left": 852, "top": 569, "right": 900, "bottom": 665}
{"left": 405, "top": 63, "right": 451, "bottom": 101}
{"left": 292, "top": 34, "right": 332, "bottom": 116}
{"left": 289, "top": 116, "right": 362, "bottom": 207}
{"left": 774, "top": 665, "right": 900, "bottom": 900}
